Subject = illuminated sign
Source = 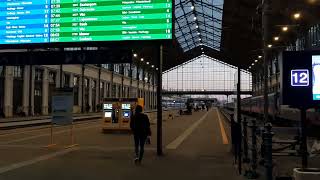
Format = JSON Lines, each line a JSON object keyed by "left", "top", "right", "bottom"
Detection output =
{"left": 123, "top": 112, "right": 130, "bottom": 118}
{"left": 312, "top": 56, "right": 320, "bottom": 100}
{"left": 0, "top": 0, "right": 173, "bottom": 46}
{"left": 291, "top": 69, "right": 309, "bottom": 87}
{"left": 121, "top": 104, "right": 131, "bottom": 110}
{"left": 280, "top": 51, "right": 319, "bottom": 107}
{"left": 103, "top": 104, "right": 112, "bottom": 110}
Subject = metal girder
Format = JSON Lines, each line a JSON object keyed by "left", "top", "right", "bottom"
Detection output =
{"left": 177, "top": 0, "right": 197, "bottom": 51}
{"left": 177, "top": 22, "right": 222, "bottom": 34}
{"left": 174, "top": 0, "right": 224, "bottom": 52}
{"left": 193, "top": 0, "right": 223, "bottom": 13}
{"left": 175, "top": 29, "right": 221, "bottom": 41}
{"left": 176, "top": 10, "right": 222, "bottom": 25}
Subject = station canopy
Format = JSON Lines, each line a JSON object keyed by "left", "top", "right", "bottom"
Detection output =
{"left": 174, "top": 0, "right": 224, "bottom": 52}
{"left": 162, "top": 55, "right": 252, "bottom": 101}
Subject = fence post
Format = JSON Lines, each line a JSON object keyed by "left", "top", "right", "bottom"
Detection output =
{"left": 245, "top": 119, "right": 258, "bottom": 179}
{"left": 259, "top": 127, "right": 266, "bottom": 166}
{"left": 243, "top": 117, "right": 249, "bottom": 163}
{"left": 237, "top": 117, "right": 242, "bottom": 175}
{"left": 264, "top": 123, "right": 273, "bottom": 180}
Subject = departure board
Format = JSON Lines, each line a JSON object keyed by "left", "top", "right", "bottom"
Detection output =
{"left": 0, "top": 0, "right": 173, "bottom": 45}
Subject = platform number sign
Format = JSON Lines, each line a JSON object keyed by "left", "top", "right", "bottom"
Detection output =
{"left": 291, "top": 69, "right": 309, "bottom": 87}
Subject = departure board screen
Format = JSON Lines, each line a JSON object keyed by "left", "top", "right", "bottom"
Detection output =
{"left": 0, "top": 0, "right": 173, "bottom": 45}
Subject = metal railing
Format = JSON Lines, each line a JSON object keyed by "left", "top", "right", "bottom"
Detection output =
{"left": 219, "top": 108, "right": 306, "bottom": 179}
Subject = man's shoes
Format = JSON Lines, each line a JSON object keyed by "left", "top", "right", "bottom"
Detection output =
{"left": 134, "top": 158, "right": 139, "bottom": 165}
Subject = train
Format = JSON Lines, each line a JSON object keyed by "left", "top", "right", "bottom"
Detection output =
{"left": 225, "top": 93, "right": 320, "bottom": 136}
{"left": 162, "top": 98, "right": 187, "bottom": 109}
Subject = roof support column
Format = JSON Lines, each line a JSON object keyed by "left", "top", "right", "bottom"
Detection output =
{"left": 157, "top": 45, "right": 163, "bottom": 156}
{"left": 262, "top": 1, "right": 273, "bottom": 180}
{"left": 262, "top": 0, "right": 271, "bottom": 124}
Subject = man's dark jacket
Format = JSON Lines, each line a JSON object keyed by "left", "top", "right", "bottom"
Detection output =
{"left": 130, "top": 113, "right": 151, "bottom": 136}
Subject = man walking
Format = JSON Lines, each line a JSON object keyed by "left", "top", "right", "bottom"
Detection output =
{"left": 130, "top": 105, "right": 151, "bottom": 164}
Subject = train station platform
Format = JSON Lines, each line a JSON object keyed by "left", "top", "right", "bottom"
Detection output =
{"left": 0, "top": 108, "right": 242, "bottom": 180}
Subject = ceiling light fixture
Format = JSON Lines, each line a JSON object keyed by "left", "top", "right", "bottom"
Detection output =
{"left": 282, "top": 26, "right": 288, "bottom": 32}
{"left": 293, "top": 13, "right": 301, "bottom": 20}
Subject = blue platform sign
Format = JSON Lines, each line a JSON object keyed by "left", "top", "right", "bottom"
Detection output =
{"left": 291, "top": 69, "right": 309, "bottom": 87}
{"left": 52, "top": 88, "right": 74, "bottom": 125}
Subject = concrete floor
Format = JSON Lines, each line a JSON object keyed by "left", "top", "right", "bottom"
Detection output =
{"left": 0, "top": 108, "right": 242, "bottom": 180}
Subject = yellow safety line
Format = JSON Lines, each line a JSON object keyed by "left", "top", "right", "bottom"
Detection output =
{"left": 216, "top": 109, "right": 229, "bottom": 145}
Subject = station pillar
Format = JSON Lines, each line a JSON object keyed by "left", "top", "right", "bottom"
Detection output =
{"left": 80, "top": 64, "right": 85, "bottom": 113}
{"left": 4, "top": 66, "right": 13, "bottom": 117}
{"left": 88, "top": 79, "right": 93, "bottom": 112}
{"left": 157, "top": 45, "right": 163, "bottom": 156}
{"left": 262, "top": 0, "right": 271, "bottom": 123}
{"left": 69, "top": 73, "right": 74, "bottom": 88}
{"left": 41, "top": 68, "right": 49, "bottom": 115}
{"left": 22, "top": 65, "right": 30, "bottom": 115}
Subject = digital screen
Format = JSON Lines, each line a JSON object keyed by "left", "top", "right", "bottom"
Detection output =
{"left": 123, "top": 111, "right": 130, "bottom": 117}
{"left": 281, "top": 51, "right": 315, "bottom": 107}
{"left": 312, "top": 55, "right": 320, "bottom": 100}
{"left": 104, "top": 112, "right": 112, "bottom": 117}
{"left": 103, "top": 103, "right": 112, "bottom": 110}
{"left": 0, "top": 0, "right": 173, "bottom": 45}
{"left": 121, "top": 103, "right": 130, "bottom": 110}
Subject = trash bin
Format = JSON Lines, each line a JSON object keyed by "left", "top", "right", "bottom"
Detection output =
{"left": 293, "top": 168, "right": 320, "bottom": 180}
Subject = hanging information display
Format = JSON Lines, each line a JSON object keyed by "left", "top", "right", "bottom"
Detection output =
{"left": 0, "top": 0, "right": 173, "bottom": 45}
{"left": 280, "top": 51, "right": 320, "bottom": 107}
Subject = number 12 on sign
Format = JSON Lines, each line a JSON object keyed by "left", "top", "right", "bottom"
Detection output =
{"left": 291, "top": 69, "right": 309, "bottom": 87}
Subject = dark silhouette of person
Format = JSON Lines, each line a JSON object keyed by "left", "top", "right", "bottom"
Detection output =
{"left": 130, "top": 105, "right": 151, "bottom": 164}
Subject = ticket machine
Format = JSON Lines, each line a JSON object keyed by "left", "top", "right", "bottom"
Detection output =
{"left": 102, "top": 102, "right": 120, "bottom": 130}
{"left": 120, "top": 103, "right": 132, "bottom": 129}
{"left": 102, "top": 98, "right": 143, "bottom": 132}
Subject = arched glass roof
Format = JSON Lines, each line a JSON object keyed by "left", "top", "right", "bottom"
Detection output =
{"left": 163, "top": 55, "right": 252, "bottom": 92}
{"left": 175, "top": 0, "right": 224, "bottom": 52}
